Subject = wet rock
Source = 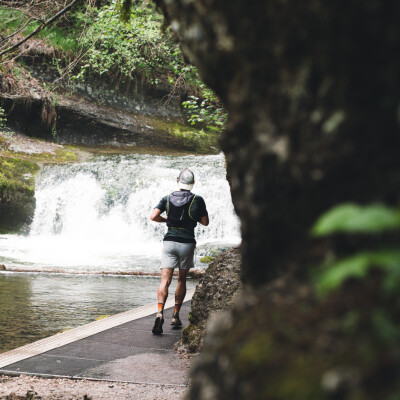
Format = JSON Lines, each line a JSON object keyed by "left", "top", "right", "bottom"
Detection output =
{"left": 0, "top": 157, "right": 38, "bottom": 234}
{"left": 195, "top": 242, "right": 236, "bottom": 259}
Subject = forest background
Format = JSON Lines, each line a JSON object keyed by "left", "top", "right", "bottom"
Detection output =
{"left": 0, "top": 0, "right": 226, "bottom": 130}
{"left": 1, "top": 1, "right": 400, "bottom": 399}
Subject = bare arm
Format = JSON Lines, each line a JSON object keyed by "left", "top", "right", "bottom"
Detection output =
{"left": 199, "top": 214, "right": 209, "bottom": 226}
{"left": 150, "top": 208, "right": 167, "bottom": 223}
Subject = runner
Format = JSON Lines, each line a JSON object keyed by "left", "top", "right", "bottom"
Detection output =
{"left": 150, "top": 168, "right": 209, "bottom": 335}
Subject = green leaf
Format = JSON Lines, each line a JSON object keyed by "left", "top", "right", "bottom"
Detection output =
{"left": 316, "top": 250, "right": 400, "bottom": 294}
{"left": 312, "top": 203, "right": 400, "bottom": 236}
{"left": 371, "top": 309, "right": 400, "bottom": 343}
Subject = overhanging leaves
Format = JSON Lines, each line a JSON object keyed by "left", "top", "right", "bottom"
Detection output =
{"left": 312, "top": 203, "right": 400, "bottom": 236}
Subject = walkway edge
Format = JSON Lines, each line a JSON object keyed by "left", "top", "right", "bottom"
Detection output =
{"left": 0, "top": 289, "right": 194, "bottom": 369}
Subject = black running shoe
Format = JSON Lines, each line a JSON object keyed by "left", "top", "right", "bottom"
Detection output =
{"left": 152, "top": 312, "right": 164, "bottom": 335}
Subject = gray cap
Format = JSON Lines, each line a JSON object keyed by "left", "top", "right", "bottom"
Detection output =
{"left": 178, "top": 168, "right": 195, "bottom": 190}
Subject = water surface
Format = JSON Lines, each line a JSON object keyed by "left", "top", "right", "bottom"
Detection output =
{"left": 0, "top": 153, "right": 240, "bottom": 272}
{"left": 0, "top": 272, "right": 197, "bottom": 353}
{"left": 0, "top": 152, "right": 237, "bottom": 353}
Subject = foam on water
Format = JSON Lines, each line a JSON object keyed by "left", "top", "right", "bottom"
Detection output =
{"left": 0, "top": 153, "right": 240, "bottom": 272}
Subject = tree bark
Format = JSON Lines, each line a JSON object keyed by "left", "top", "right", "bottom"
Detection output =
{"left": 154, "top": 0, "right": 400, "bottom": 285}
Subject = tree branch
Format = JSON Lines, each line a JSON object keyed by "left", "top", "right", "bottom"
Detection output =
{"left": 0, "top": 0, "right": 82, "bottom": 59}
{"left": 0, "top": 18, "right": 45, "bottom": 45}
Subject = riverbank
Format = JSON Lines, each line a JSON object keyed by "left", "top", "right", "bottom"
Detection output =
{"left": 0, "top": 130, "right": 81, "bottom": 234}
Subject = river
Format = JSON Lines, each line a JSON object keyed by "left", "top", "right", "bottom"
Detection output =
{"left": 0, "top": 152, "right": 240, "bottom": 352}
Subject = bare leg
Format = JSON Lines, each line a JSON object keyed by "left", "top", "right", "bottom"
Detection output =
{"left": 170, "top": 269, "right": 188, "bottom": 327}
{"left": 158, "top": 268, "right": 174, "bottom": 305}
{"left": 175, "top": 269, "right": 188, "bottom": 307}
{"left": 153, "top": 268, "right": 174, "bottom": 335}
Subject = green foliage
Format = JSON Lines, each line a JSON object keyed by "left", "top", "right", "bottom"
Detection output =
{"left": 313, "top": 203, "right": 400, "bottom": 359}
{"left": 312, "top": 203, "right": 400, "bottom": 236}
{"left": 72, "top": 1, "right": 226, "bottom": 128}
{"left": 117, "top": 0, "right": 134, "bottom": 23}
{"left": 0, "top": 2, "right": 226, "bottom": 128}
{"left": 74, "top": 2, "right": 185, "bottom": 84}
{"left": 371, "top": 309, "right": 400, "bottom": 343}
{"left": 0, "top": 6, "right": 80, "bottom": 54}
{"left": 0, "top": 7, "right": 32, "bottom": 34}
{"left": 182, "top": 86, "right": 227, "bottom": 128}
{"left": 316, "top": 250, "right": 400, "bottom": 294}
{"left": 200, "top": 256, "right": 214, "bottom": 264}
{"left": 313, "top": 203, "right": 400, "bottom": 296}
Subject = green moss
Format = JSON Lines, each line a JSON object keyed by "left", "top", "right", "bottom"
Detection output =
{"left": 0, "top": 155, "right": 39, "bottom": 232}
{"left": 224, "top": 313, "right": 328, "bottom": 399}
{"left": 0, "top": 145, "right": 80, "bottom": 234}
{"left": 234, "top": 332, "right": 274, "bottom": 370}
{"left": 53, "top": 148, "right": 78, "bottom": 163}
{"left": 151, "top": 118, "right": 220, "bottom": 154}
{"left": 182, "top": 322, "right": 206, "bottom": 352}
{"left": 200, "top": 256, "right": 214, "bottom": 263}
{"left": 0, "top": 133, "right": 85, "bottom": 232}
{"left": 0, "top": 157, "right": 39, "bottom": 194}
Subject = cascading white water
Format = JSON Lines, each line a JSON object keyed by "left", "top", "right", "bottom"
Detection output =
{"left": 0, "top": 153, "right": 240, "bottom": 272}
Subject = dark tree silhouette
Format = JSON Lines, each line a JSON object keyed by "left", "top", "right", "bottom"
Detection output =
{"left": 154, "top": 0, "right": 400, "bottom": 398}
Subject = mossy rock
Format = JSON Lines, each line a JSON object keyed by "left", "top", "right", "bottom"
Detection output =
{"left": 180, "top": 248, "right": 242, "bottom": 353}
{"left": 200, "top": 255, "right": 214, "bottom": 263}
{"left": 0, "top": 156, "right": 39, "bottom": 233}
{"left": 188, "top": 274, "right": 400, "bottom": 400}
{"left": 151, "top": 118, "right": 220, "bottom": 154}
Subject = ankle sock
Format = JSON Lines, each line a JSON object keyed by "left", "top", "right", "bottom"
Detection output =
{"left": 174, "top": 303, "right": 182, "bottom": 316}
{"left": 158, "top": 303, "right": 164, "bottom": 315}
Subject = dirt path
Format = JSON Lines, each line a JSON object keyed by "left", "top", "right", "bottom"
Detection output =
{"left": 0, "top": 375, "right": 187, "bottom": 400}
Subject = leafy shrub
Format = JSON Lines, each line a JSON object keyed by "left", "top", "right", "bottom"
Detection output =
{"left": 74, "top": 3, "right": 186, "bottom": 84}
{"left": 0, "top": 1, "right": 227, "bottom": 128}
{"left": 73, "top": 1, "right": 226, "bottom": 128}
{"left": 312, "top": 203, "right": 400, "bottom": 236}
{"left": 182, "top": 86, "right": 227, "bottom": 127}
{"left": 316, "top": 250, "right": 400, "bottom": 294}
{"left": 312, "top": 203, "right": 400, "bottom": 295}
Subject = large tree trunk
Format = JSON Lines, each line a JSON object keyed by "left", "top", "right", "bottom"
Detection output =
{"left": 155, "top": 0, "right": 400, "bottom": 285}
{"left": 154, "top": 0, "right": 400, "bottom": 398}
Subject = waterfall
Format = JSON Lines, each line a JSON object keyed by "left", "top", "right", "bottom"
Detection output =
{"left": 0, "top": 153, "right": 240, "bottom": 272}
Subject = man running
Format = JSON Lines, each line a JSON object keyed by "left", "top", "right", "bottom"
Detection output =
{"left": 150, "top": 168, "right": 209, "bottom": 335}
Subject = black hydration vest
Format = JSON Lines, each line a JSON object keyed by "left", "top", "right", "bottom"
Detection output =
{"left": 166, "top": 191, "right": 197, "bottom": 230}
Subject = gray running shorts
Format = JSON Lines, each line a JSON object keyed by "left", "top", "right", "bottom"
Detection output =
{"left": 160, "top": 241, "right": 196, "bottom": 270}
